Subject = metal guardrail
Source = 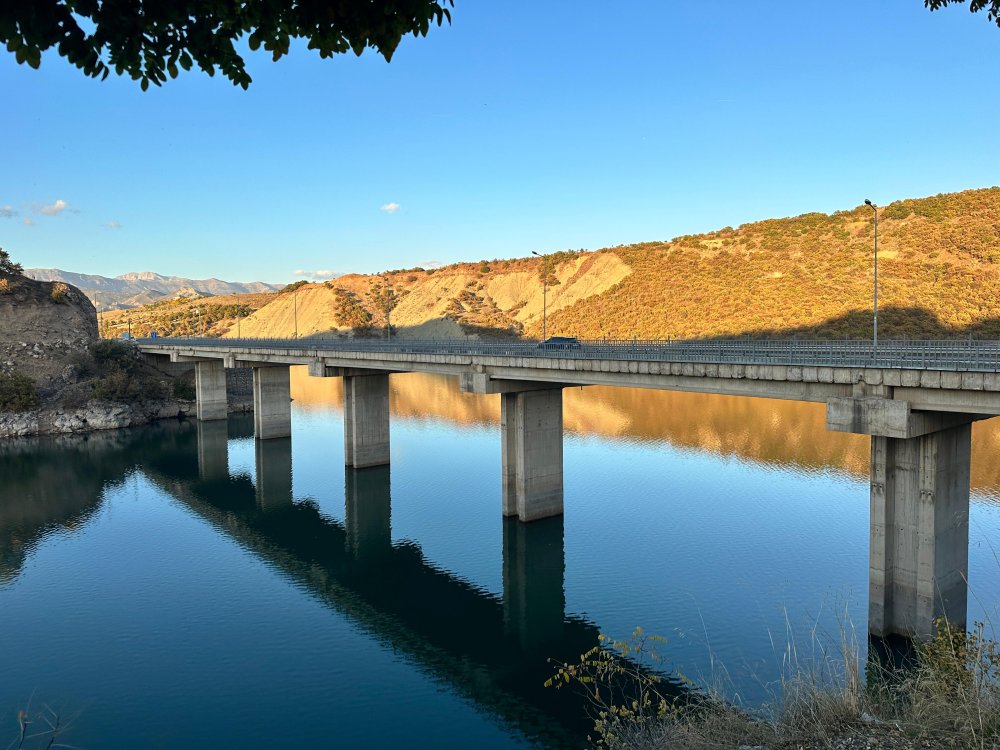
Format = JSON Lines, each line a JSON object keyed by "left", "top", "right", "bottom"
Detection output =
{"left": 134, "top": 337, "right": 1000, "bottom": 373}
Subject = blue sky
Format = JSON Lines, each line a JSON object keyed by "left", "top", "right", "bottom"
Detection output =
{"left": 2, "top": 1, "right": 999, "bottom": 283}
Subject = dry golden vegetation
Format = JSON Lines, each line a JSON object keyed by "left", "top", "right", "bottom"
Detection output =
{"left": 551, "top": 187, "right": 1000, "bottom": 340}
{"left": 118, "top": 187, "right": 1000, "bottom": 341}
{"left": 551, "top": 622, "right": 1000, "bottom": 750}
{"left": 100, "top": 293, "right": 272, "bottom": 338}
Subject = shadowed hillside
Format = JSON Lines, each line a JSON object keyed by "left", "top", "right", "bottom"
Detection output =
{"left": 115, "top": 187, "right": 1000, "bottom": 342}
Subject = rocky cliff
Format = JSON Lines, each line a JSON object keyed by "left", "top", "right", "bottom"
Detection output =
{"left": 0, "top": 269, "right": 210, "bottom": 438}
{"left": 0, "top": 273, "right": 98, "bottom": 398}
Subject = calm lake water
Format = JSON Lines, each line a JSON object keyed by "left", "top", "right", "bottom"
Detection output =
{"left": 2, "top": 369, "right": 1000, "bottom": 748}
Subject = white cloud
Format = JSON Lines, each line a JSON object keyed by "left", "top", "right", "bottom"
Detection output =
{"left": 37, "top": 199, "right": 69, "bottom": 216}
{"left": 293, "top": 269, "right": 341, "bottom": 281}
{"left": 380, "top": 202, "right": 400, "bottom": 214}
{"left": 0, "top": 205, "right": 15, "bottom": 219}
{"left": 106, "top": 220, "right": 123, "bottom": 230}
{"left": 421, "top": 259, "right": 444, "bottom": 269}
{"left": 22, "top": 217, "right": 35, "bottom": 227}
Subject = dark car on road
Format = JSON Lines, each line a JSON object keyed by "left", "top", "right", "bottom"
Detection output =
{"left": 537, "top": 336, "right": 582, "bottom": 351}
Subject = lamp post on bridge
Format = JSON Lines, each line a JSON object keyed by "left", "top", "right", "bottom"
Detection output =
{"left": 385, "top": 279, "right": 395, "bottom": 342}
{"left": 865, "top": 199, "right": 878, "bottom": 361}
{"left": 531, "top": 250, "right": 548, "bottom": 342}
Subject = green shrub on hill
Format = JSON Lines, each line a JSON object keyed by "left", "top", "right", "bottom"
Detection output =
{"left": 0, "top": 247, "right": 22, "bottom": 276}
{"left": 89, "top": 340, "right": 168, "bottom": 402}
{"left": 0, "top": 371, "right": 39, "bottom": 412}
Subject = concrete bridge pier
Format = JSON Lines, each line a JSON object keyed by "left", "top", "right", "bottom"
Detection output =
{"left": 828, "top": 395, "right": 981, "bottom": 638}
{"left": 253, "top": 366, "right": 292, "bottom": 440}
{"left": 502, "top": 516, "right": 566, "bottom": 648}
{"left": 343, "top": 374, "right": 391, "bottom": 468}
{"left": 461, "top": 373, "right": 567, "bottom": 522}
{"left": 195, "top": 360, "right": 228, "bottom": 421}
{"left": 196, "top": 419, "right": 230, "bottom": 481}
{"left": 255, "top": 436, "right": 293, "bottom": 511}
{"left": 345, "top": 466, "right": 392, "bottom": 559}
{"left": 868, "top": 424, "right": 972, "bottom": 638}
{"left": 502, "top": 388, "right": 565, "bottom": 522}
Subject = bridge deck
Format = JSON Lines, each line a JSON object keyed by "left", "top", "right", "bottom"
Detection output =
{"left": 138, "top": 337, "right": 1000, "bottom": 414}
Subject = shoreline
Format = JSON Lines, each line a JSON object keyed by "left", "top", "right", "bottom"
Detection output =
{"left": 0, "top": 398, "right": 253, "bottom": 439}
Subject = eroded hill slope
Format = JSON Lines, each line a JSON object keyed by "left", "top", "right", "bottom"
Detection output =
{"left": 123, "top": 186, "right": 1000, "bottom": 341}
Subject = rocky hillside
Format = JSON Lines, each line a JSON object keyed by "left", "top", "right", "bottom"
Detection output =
{"left": 113, "top": 186, "right": 1000, "bottom": 342}
{"left": 0, "top": 270, "right": 99, "bottom": 398}
{"left": 0, "top": 258, "right": 212, "bottom": 437}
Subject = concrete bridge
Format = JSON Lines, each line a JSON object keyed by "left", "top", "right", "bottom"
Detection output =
{"left": 139, "top": 336, "right": 1000, "bottom": 640}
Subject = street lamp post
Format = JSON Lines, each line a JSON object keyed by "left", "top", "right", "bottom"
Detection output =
{"left": 383, "top": 276, "right": 395, "bottom": 341}
{"left": 531, "top": 251, "right": 548, "bottom": 341}
{"left": 865, "top": 199, "right": 879, "bottom": 361}
{"left": 386, "top": 289, "right": 393, "bottom": 341}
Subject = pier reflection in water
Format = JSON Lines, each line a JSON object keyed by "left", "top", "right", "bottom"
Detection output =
{"left": 177, "top": 417, "right": 687, "bottom": 745}
{"left": 2, "top": 373, "right": 1000, "bottom": 749}
{"left": 0, "top": 417, "right": 692, "bottom": 748}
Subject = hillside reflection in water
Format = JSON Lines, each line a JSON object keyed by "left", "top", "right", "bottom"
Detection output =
{"left": 292, "top": 368, "right": 1000, "bottom": 492}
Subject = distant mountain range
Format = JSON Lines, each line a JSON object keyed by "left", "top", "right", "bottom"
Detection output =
{"left": 24, "top": 269, "right": 281, "bottom": 310}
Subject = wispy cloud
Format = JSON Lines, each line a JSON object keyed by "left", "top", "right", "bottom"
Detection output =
{"left": 37, "top": 199, "right": 69, "bottom": 216}
{"left": 293, "top": 269, "right": 341, "bottom": 281}
{"left": 380, "top": 202, "right": 400, "bottom": 214}
{"left": 421, "top": 259, "right": 444, "bottom": 269}
{"left": 106, "top": 220, "right": 123, "bottom": 230}
{"left": 22, "top": 217, "right": 35, "bottom": 227}
{"left": 0, "top": 205, "right": 16, "bottom": 219}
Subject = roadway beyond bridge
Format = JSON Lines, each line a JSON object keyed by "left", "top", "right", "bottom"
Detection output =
{"left": 138, "top": 337, "right": 1000, "bottom": 640}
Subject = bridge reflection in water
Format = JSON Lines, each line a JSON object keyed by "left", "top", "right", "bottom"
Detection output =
{"left": 113, "top": 416, "right": 687, "bottom": 746}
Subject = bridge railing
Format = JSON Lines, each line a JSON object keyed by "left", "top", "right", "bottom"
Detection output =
{"left": 134, "top": 337, "right": 1000, "bottom": 372}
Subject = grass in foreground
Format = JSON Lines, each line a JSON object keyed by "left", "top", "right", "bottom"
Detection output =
{"left": 548, "top": 623, "right": 1000, "bottom": 750}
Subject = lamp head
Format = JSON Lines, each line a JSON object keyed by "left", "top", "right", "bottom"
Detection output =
{"left": 532, "top": 251, "right": 541, "bottom": 257}
{"left": 865, "top": 199, "right": 876, "bottom": 208}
